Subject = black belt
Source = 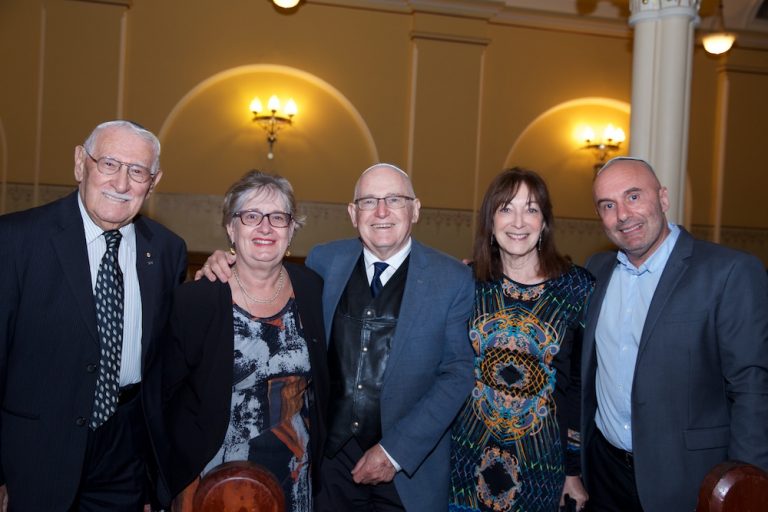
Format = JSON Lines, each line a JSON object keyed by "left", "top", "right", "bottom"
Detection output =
{"left": 597, "top": 429, "right": 634, "bottom": 467}
{"left": 117, "top": 383, "right": 141, "bottom": 406}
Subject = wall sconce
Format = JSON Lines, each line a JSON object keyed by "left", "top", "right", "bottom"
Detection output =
{"left": 250, "top": 95, "right": 297, "bottom": 160}
{"left": 581, "top": 124, "right": 626, "bottom": 171}
{"left": 702, "top": 0, "right": 735, "bottom": 55}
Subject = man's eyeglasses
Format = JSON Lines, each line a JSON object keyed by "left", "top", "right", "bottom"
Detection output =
{"left": 83, "top": 148, "right": 155, "bottom": 184}
{"left": 233, "top": 210, "right": 293, "bottom": 228}
{"left": 354, "top": 195, "right": 415, "bottom": 211}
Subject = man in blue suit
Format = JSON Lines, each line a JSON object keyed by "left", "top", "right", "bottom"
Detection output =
{"left": 0, "top": 120, "right": 187, "bottom": 511}
{"left": 200, "top": 163, "right": 473, "bottom": 510}
{"left": 307, "top": 164, "right": 473, "bottom": 511}
{"left": 581, "top": 157, "right": 768, "bottom": 511}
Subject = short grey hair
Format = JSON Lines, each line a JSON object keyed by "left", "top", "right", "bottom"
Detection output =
{"left": 222, "top": 170, "right": 306, "bottom": 230}
{"left": 353, "top": 163, "right": 415, "bottom": 200}
{"left": 83, "top": 120, "right": 161, "bottom": 173}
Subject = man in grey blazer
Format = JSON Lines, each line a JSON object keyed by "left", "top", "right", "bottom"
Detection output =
{"left": 200, "top": 163, "right": 474, "bottom": 511}
{"left": 306, "top": 164, "right": 473, "bottom": 511}
{"left": 581, "top": 157, "right": 768, "bottom": 511}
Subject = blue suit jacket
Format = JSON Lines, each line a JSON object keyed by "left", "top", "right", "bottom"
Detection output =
{"left": 306, "top": 238, "right": 474, "bottom": 511}
{"left": 581, "top": 228, "right": 768, "bottom": 512}
{"left": 0, "top": 191, "right": 187, "bottom": 510}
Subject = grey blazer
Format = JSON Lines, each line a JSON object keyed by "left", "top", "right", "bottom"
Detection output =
{"left": 581, "top": 227, "right": 768, "bottom": 512}
{"left": 306, "top": 238, "right": 474, "bottom": 511}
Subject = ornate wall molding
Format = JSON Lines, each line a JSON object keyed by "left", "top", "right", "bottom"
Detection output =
{"left": 3, "top": 183, "right": 767, "bottom": 265}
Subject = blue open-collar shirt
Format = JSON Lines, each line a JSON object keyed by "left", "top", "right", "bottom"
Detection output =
{"left": 594, "top": 223, "right": 680, "bottom": 451}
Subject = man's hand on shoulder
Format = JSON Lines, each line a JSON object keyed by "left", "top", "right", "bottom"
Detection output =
{"left": 194, "top": 249, "right": 236, "bottom": 282}
{"left": 351, "top": 444, "right": 396, "bottom": 485}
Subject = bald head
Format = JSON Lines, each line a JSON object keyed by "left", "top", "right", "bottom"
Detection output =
{"left": 348, "top": 163, "right": 421, "bottom": 260}
{"left": 592, "top": 157, "right": 671, "bottom": 267}
{"left": 353, "top": 163, "right": 415, "bottom": 200}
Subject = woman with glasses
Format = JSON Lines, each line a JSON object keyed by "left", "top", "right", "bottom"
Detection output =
{"left": 449, "top": 168, "right": 594, "bottom": 512}
{"left": 161, "top": 170, "right": 328, "bottom": 511}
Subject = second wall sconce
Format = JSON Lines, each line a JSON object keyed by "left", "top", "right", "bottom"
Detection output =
{"left": 581, "top": 124, "right": 626, "bottom": 172}
{"left": 250, "top": 95, "right": 297, "bottom": 160}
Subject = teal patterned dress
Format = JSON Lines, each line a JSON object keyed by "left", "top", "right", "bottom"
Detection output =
{"left": 449, "top": 265, "right": 594, "bottom": 512}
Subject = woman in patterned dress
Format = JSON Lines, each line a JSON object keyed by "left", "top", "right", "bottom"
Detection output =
{"left": 162, "top": 170, "right": 328, "bottom": 511}
{"left": 449, "top": 168, "right": 594, "bottom": 512}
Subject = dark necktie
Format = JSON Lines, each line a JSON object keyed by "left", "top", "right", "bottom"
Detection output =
{"left": 371, "top": 261, "right": 389, "bottom": 298}
{"left": 90, "top": 230, "right": 124, "bottom": 429}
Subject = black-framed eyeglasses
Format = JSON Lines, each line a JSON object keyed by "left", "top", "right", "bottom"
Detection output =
{"left": 354, "top": 195, "right": 415, "bottom": 211}
{"left": 233, "top": 210, "right": 293, "bottom": 228}
{"left": 83, "top": 147, "right": 155, "bottom": 184}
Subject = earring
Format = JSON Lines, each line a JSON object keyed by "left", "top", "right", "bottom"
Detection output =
{"left": 490, "top": 234, "right": 495, "bottom": 246}
{"left": 229, "top": 245, "right": 236, "bottom": 256}
{"left": 537, "top": 234, "right": 542, "bottom": 252}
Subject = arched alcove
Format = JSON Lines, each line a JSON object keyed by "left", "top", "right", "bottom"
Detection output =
{"left": 157, "top": 64, "right": 378, "bottom": 203}
{"left": 505, "top": 97, "right": 631, "bottom": 220}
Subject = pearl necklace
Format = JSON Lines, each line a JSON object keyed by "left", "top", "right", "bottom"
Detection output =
{"left": 232, "top": 266, "right": 285, "bottom": 304}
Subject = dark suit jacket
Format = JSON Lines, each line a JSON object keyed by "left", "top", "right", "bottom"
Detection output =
{"left": 305, "top": 238, "right": 474, "bottom": 511}
{"left": 161, "top": 263, "right": 329, "bottom": 499}
{"left": 581, "top": 228, "right": 768, "bottom": 511}
{"left": 0, "top": 191, "right": 187, "bottom": 510}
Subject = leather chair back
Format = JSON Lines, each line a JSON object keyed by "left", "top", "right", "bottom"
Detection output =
{"left": 172, "top": 461, "right": 285, "bottom": 512}
{"left": 696, "top": 460, "right": 768, "bottom": 512}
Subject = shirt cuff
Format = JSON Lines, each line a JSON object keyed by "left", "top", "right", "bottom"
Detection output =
{"left": 379, "top": 444, "right": 401, "bottom": 472}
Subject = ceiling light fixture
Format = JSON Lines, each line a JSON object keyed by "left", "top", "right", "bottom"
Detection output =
{"left": 702, "top": 0, "right": 736, "bottom": 55}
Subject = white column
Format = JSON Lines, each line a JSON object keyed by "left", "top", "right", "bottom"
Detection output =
{"left": 628, "top": 0, "right": 700, "bottom": 225}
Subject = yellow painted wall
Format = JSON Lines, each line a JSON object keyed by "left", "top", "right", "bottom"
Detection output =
{"left": 1, "top": 0, "right": 767, "bottom": 263}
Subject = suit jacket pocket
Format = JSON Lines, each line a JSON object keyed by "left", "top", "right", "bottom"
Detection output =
{"left": 684, "top": 425, "right": 729, "bottom": 450}
{"left": 1, "top": 406, "right": 40, "bottom": 420}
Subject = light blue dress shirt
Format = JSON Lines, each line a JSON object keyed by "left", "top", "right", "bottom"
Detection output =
{"left": 594, "top": 223, "right": 680, "bottom": 451}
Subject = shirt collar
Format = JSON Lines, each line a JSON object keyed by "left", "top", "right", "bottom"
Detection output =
{"left": 77, "top": 192, "right": 136, "bottom": 246}
{"left": 363, "top": 238, "right": 412, "bottom": 271}
{"left": 616, "top": 222, "right": 680, "bottom": 275}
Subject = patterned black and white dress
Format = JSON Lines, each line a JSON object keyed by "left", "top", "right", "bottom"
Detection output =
{"left": 204, "top": 298, "right": 312, "bottom": 512}
{"left": 449, "top": 265, "right": 594, "bottom": 512}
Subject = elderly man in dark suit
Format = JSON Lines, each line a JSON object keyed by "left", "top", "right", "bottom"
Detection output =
{"left": 0, "top": 120, "right": 187, "bottom": 511}
{"left": 581, "top": 157, "right": 768, "bottom": 512}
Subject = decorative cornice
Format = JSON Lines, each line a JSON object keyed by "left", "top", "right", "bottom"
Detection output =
{"left": 629, "top": 0, "right": 701, "bottom": 25}
{"left": 490, "top": 8, "right": 631, "bottom": 38}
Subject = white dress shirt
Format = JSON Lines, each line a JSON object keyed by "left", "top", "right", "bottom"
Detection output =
{"left": 77, "top": 194, "right": 142, "bottom": 386}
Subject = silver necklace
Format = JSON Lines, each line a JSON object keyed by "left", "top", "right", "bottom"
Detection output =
{"left": 232, "top": 266, "right": 285, "bottom": 304}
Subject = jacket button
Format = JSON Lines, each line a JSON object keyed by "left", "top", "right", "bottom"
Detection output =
{"left": 86, "top": 363, "right": 97, "bottom": 373}
{"left": 75, "top": 417, "right": 87, "bottom": 427}
{"left": 357, "top": 384, "right": 363, "bottom": 390}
